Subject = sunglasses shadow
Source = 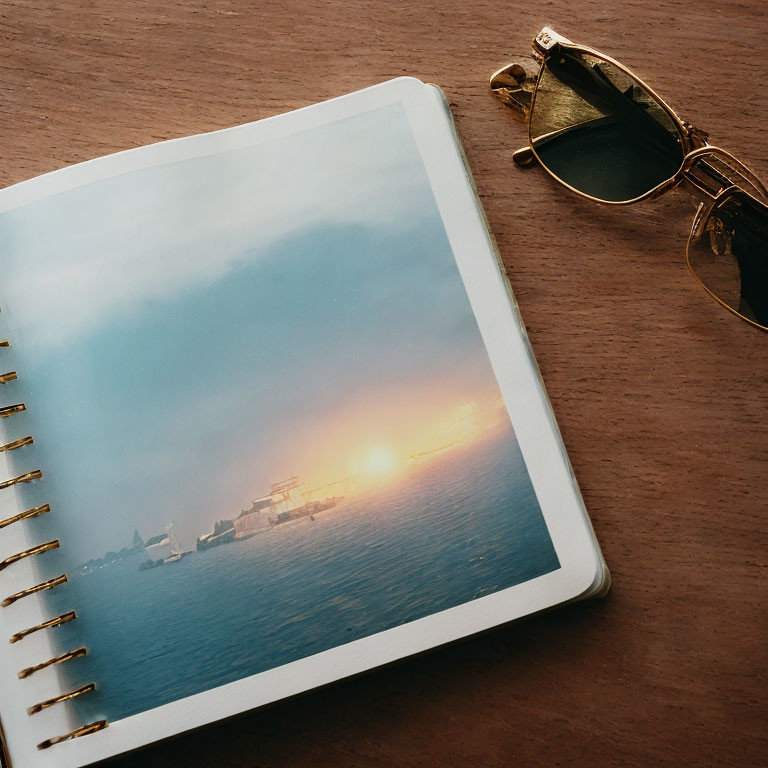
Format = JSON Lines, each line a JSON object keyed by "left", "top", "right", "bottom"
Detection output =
{"left": 533, "top": 170, "right": 697, "bottom": 255}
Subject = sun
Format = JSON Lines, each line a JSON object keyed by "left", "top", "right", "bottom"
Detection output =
{"left": 365, "top": 445, "right": 397, "bottom": 473}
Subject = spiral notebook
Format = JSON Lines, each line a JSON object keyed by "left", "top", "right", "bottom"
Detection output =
{"left": 0, "top": 77, "right": 609, "bottom": 768}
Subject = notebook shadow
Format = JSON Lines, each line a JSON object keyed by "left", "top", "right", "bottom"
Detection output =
{"left": 107, "top": 598, "right": 609, "bottom": 768}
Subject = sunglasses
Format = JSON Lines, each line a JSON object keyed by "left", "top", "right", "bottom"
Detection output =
{"left": 490, "top": 27, "right": 768, "bottom": 332}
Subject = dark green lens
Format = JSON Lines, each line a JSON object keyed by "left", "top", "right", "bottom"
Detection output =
{"left": 687, "top": 190, "right": 768, "bottom": 328}
{"left": 530, "top": 48, "right": 684, "bottom": 202}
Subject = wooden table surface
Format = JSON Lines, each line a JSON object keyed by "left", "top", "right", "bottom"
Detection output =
{"left": 2, "top": 1, "right": 767, "bottom": 766}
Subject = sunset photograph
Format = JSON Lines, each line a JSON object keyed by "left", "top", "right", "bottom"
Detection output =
{"left": 1, "top": 100, "right": 560, "bottom": 726}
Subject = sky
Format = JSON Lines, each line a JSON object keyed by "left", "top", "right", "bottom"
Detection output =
{"left": 0, "top": 102, "right": 506, "bottom": 563}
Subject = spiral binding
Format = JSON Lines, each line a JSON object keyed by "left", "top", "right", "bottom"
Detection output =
{"left": 0, "top": 331, "right": 108, "bottom": 750}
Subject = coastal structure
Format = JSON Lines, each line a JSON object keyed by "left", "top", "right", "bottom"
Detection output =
{"left": 76, "top": 529, "right": 147, "bottom": 574}
{"left": 196, "top": 519, "right": 236, "bottom": 551}
{"left": 81, "top": 472, "right": 347, "bottom": 573}
{"left": 233, "top": 475, "right": 342, "bottom": 541}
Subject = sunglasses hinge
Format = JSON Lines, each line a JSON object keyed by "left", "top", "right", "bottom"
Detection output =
{"left": 682, "top": 121, "right": 710, "bottom": 149}
{"left": 533, "top": 27, "right": 573, "bottom": 55}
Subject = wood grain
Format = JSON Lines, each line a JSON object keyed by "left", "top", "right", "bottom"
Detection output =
{"left": 2, "top": 1, "right": 767, "bottom": 766}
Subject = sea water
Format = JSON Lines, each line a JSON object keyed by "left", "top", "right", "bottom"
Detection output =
{"left": 54, "top": 423, "right": 559, "bottom": 722}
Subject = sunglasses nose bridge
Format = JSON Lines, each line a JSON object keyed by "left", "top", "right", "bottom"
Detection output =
{"left": 682, "top": 146, "right": 768, "bottom": 203}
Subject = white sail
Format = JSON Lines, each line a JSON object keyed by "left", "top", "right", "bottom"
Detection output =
{"left": 167, "top": 523, "right": 181, "bottom": 555}
{"left": 145, "top": 538, "right": 170, "bottom": 563}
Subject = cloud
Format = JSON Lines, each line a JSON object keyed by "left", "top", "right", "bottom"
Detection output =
{"left": 0, "top": 103, "right": 432, "bottom": 352}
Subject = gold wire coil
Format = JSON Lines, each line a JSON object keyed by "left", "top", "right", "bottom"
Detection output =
{"left": 0, "top": 403, "right": 25, "bottom": 418}
{"left": 0, "top": 435, "right": 34, "bottom": 452}
{"left": 0, "top": 469, "right": 42, "bottom": 490}
{"left": 9, "top": 610, "right": 76, "bottom": 644}
{"left": 37, "top": 719, "right": 108, "bottom": 750}
{"left": 2, "top": 574, "right": 67, "bottom": 608}
{"left": 18, "top": 647, "right": 87, "bottom": 679}
{"left": 0, "top": 343, "right": 109, "bottom": 748}
{"left": 0, "top": 503, "right": 50, "bottom": 530}
{"left": 28, "top": 682, "right": 96, "bottom": 715}
{"left": 0, "top": 539, "right": 59, "bottom": 573}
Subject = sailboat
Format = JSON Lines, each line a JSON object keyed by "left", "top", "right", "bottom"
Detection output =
{"left": 163, "top": 523, "right": 189, "bottom": 564}
{"left": 139, "top": 522, "right": 190, "bottom": 571}
{"left": 144, "top": 530, "right": 172, "bottom": 563}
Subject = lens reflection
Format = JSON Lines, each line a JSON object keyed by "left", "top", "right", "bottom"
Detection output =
{"left": 530, "top": 49, "right": 684, "bottom": 202}
{"left": 687, "top": 190, "right": 768, "bottom": 328}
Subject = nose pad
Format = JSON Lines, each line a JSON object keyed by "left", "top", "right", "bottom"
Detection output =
{"left": 690, "top": 201, "right": 709, "bottom": 240}
{"left": 512, "top": 146, "right": 536, "bottom": 167}
{"left": 489, "top": 58, "right": 539, "bottom": 121}
{"left": 490, "top": 63, "right": 527, "bottom": 89}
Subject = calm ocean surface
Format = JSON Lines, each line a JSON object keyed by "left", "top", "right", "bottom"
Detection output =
{"left": 54, "top": 423, "right": 559, "bottom": 722}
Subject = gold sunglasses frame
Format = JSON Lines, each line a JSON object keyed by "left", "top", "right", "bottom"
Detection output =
{"left": 490, "top": 26, "right": 768, "bottom": 331}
